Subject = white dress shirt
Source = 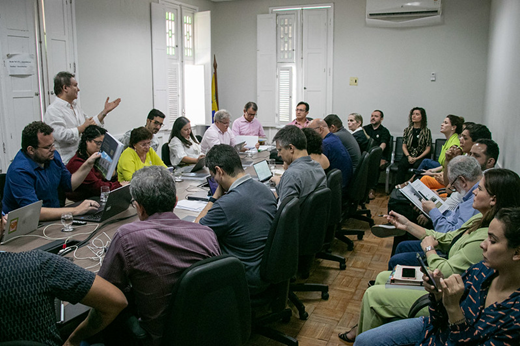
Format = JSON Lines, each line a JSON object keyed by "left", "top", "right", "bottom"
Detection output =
{"left": 200, "top": 124, "right": 236, "bottom": 154}
{"left": 168, "top": 136, "right": 202, "bottom": 166}
{"left": 44, "top": 97, "right": 102, "bottom": 164}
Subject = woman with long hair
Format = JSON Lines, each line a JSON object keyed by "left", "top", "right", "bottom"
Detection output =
{"left": 339, "top": 168, "right": 520, "bottom": 343}
{"left": 396, "top": 107, "right": 432, "bottom": 184}
{"left": 354, "top": 206, "right": 520, "bottom": 345}
{"left": 66, "top": 125, "right": 124, "bottom": 201}
{"left": 168, "top": 116, "right": 203, "bottom": 166}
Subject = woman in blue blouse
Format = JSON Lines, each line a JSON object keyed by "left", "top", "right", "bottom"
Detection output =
{"left": 354, "top": 207, "right": 520, "bottom": 346}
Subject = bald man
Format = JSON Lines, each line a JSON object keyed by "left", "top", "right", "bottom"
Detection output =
{"left": 309, "top": 118, "right": 353, "bottom": 190}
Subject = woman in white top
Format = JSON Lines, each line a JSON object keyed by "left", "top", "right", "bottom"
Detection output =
{"left": 168, "top": 116, "right": 203, "bottom": 166}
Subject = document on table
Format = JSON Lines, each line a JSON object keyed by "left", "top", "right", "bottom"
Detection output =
{"left": 175, "top": 199, "right": 208, "bottom": 212}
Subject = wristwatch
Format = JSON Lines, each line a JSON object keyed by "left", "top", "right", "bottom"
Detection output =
{"left": 424, "top": 245, "right": 434, "bottom": 252}
{"left": 208, "top": 197, "right": 217, "bottom": 203}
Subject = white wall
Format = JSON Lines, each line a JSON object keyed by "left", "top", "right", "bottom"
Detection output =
{"left": 484, "top": 0, "right": 520, "bottom": 172}
{"left": 74, "top": 0, "right": 214, "bottom": 137}
{"left": 212, "top": 0, "right": 491, "bottom": 139}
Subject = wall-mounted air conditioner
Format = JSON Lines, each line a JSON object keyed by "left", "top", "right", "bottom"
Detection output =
{"left": 366, "top": 0, "right": 443, "bottom": 28}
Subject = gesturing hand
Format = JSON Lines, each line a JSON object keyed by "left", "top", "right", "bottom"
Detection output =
{"left": 441, "top": 274, "right": 465, "bottom": 309}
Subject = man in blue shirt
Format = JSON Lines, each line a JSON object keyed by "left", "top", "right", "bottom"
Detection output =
{"left": 2, "top": 121, "right": 102, "bottom": 221}
{"left": 309, "top": 118, "right": 353, "bottom": 190}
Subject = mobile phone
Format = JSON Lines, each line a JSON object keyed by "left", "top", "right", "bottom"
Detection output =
{"left": 72, "top": 220, "right": 87, "bottom": 226}
{"left": 416, "top": 253, "right": 438, "bottom": 290}
{"left": 402, "top": 268, "right": 417, "bottom": 278}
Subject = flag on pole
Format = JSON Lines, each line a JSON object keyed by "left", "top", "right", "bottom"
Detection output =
{"left": 212, "top": 55, "right": 219, "bottom": 123}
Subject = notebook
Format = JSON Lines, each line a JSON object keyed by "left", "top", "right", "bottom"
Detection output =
{"left": 73, "top": 185, "right": 132, "bottom": 222}
{"left": 1, "top": 200, "right": 43, "bottom": 244}
{"left": 179, "top": 157, "right": 206, "bottom": 174}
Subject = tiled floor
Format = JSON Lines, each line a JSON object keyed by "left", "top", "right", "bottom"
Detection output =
{"left": 248, "top": 188, "right": 392, "bottom": 345}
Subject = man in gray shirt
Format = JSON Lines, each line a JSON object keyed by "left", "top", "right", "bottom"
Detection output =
{"left": 271, "top": 125, "right": 326, "bottom": 206}
{"left": 196, "top": 144, "right": 277, "bottom": 295}
{"left": 324, "top": 113, "right": 361, "bottom": 170}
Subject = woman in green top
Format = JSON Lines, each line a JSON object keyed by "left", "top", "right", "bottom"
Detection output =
{"left": 339, "top": 168, "right": 520, "bottom": 343}
{"left": 117, "top": 126, "right": 167, "bottom": 182}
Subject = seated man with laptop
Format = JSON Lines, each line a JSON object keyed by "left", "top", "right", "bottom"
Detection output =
{"left": 270, "top": 125, "right": 326, "bottom": 206}
{"left": 2, "top": 121, "right": 103, "bottom": 221}
{"left": 195, "top": 144, "right": 277, "bottom": 295}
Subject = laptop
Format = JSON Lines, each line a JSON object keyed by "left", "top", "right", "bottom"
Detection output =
{"left": 179, "top": 157, "right": 206, "bottom": 173}
{"left": 233, "top": 141, "right": 246, "bottom": 153}
{"left": 253, "top": 160, "right": 274, "bottom": 186}
{"left": 235, "top": 136, "right": 258, "bottom": 149}
{"left": 74, "top": 185, "right": 132, "bottom": 222}
{"left": 1, "top": 200, "right": 43, "bottom": 244}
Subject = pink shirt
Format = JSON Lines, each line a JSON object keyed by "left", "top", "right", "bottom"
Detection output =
{"left": 288, "top": 118, "right": 310, "bottom": 129}
{"left": 232, "top": 116, "right": 266, "bottom": 137}
{"left": 201, "top": 123, "right": 237, "bottom": 154}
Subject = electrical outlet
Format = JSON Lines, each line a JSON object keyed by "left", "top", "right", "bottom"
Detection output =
{"left": 350, "top": 77, "right": 358, "bottom": 86}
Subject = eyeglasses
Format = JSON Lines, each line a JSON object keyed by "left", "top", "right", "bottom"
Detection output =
{"left": 137, "top": 141, "right": 152, "bottom": 148}
{"left": 92, "top": 140, "right": 103, "bottom": 147}
{"left": 130, "top": 198, "right": 136, "bottom": 208}
{"left": 153, "top": 120, "right": 164, "bottom": 127}
{"left": 448, "top": 175, "right": 460, "bottom": 192}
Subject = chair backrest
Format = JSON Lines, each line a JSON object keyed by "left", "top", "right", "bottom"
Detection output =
{"left": 365, "top": 146, "right": 383, "bottom": 195}
{"left": 346, "top": 151, "right": 369, "bottom": 202}
{"left": 326, "top": 169, "right": 343, "bottom": 226}
{"left": 393, "top": 137, "right": 404, "bottom": 163}
{"left": 161, "top": 142, "right": 172, "bottom": 166}
{"left": 0, "top": 172, "right": 6, "bottom": 203}
{"left": 366, "top": 137, "right": 376, "bottom": 151}
{"left": 433, "top": 138, "right": 446, "bottom": 161}
{"left": 161, "top": 255, "right": 251, "bottom": 346}
{"left": 0, "top": 342, "right": 48, "bottom": 346}
{"left": 298, "top": 187, "right": 331, "bottom": 256}
{"left": 386, "top": 135, "right": 394, "bottom": 160}
{"left": 260, "top": 197, "right": 300, "bottom": 284}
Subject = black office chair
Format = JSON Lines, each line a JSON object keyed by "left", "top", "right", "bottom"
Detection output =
{"left": 195, "top": 135, "right": 203, "bottom": 143}
{"left": 335, "top": 151, "right": 368, "bottom": 250}
{"left": 316, "top": 169, "right": 347, "bottom": 270}
{"left": 384, "top": 136, "right": 395, "bottom": 193}
{"left": 364, "top": 146, "right": 383, "bottom": 203}
{"left": 0, "top": 172, "right": 6, "bottom": 202}
{"left": 433, "top": 138, "right": 446, "bottom": 161}
{"left": 127, "top": 255, "right": 251, "bottom": 346}
{"left": 251, "top": 197, "right": 300, "bottom": 346}
{"left": 289, "top": 187, "right": 331, "bottom": 320}
{"left": 0, "top": 342, "right": 48, "bottom": 346}
{"left": 386, "top": 136, "right": 405, "bottom": 192}
{"left": 160, "top": 255, "right": 251, "bottom": 346}
{"left": 161, "top": 142, "right": 172, "bottom": 166}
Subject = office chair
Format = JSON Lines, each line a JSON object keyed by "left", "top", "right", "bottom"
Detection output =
{"left": 338, "top": 146, "right": 381, "bottom": 244}
{"left": 161, "top": 142, "right": 172, "bottom": 166}
{"left": 0, "top": 342, "right": 48, "bottom": 346}
{"left": 127, "top": 255, "right": 251, "bottom": 346}
{"left": 316, "top": 169, "right": 347, "bottom": 270}
{"left": 335, "top": 152, "right": 368, "bottom": 250}
{"left": 433, "top": 138, "right": 446, "bottom": 161}
{"left": 386, "top": 136, "right": 404, "bottom": 193}
{"left": 364, "top": 146, "right": 383, "bottom": 203}
{"left": 384, "top": 136, "right": 395, "bottom": 193}
{"left": 289, "top": 187, "right": 331, "bottom": 320}
{"left": 0, "top": 172, "right": 6, "bottom": 202}
{"left": 251, "top": 197, "right": 300, "bottom": 346}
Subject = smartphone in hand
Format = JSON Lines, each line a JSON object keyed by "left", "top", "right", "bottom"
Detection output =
{"left": 416, "top": 253, "right": 438, "bottom": 290}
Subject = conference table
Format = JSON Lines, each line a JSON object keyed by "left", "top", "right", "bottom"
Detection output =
{"left": 0, "top": 149, "right": 276, "bottom": 324}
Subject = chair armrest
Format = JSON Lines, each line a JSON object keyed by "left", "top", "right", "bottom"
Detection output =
{"left": 125, "top": 315, "right": 149, "bottom": 340}
{"left": 408, "top": 294, "right": 430, "bottom": 318}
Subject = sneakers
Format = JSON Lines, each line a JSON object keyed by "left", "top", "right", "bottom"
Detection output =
{"left": 371, "top": 224, "right": 406, "bottom": 238}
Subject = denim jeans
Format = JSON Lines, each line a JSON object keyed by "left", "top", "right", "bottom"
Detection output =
{"left": 354, "top": 317, "right": 426, "bottom": 346}
{"left": 388, "top": 240, "right": 445, "bottom": 270}
{"left": 415, "top": 158, "right": 441, "bottom": 173}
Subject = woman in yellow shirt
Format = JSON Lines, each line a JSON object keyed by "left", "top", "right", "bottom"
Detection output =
{"left": 117, "top": 127, "right": 166, "bottom": 182}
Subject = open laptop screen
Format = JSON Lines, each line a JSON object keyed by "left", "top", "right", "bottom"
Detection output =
{"left": 253, "top": 160, "right": 273, "bottom": 183}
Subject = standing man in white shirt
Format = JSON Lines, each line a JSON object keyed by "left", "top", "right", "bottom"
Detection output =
{"left": 232, "top": 102, "right": 266, "bottom": 137}
{"left": 201, "top": 109, "right": 237, "bottom": 154}
{"left": 44, "top": 71, "right": 121, "bottom": 164}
